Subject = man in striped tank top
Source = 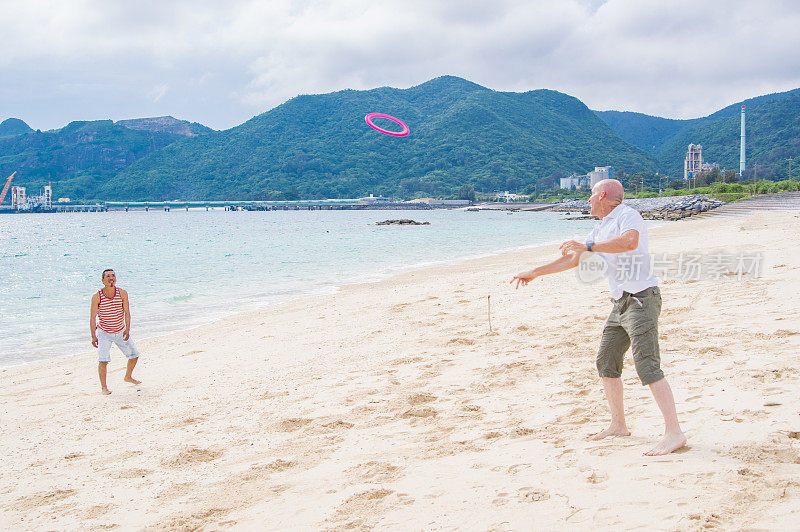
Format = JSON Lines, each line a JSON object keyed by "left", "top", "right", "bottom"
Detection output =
{"left": 90, "top": 269, "right": 141, "bottom": 394}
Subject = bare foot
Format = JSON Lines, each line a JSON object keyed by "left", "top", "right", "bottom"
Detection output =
{"left": 590, "top": 425, "right": 631, "bottom": 440}
{"left": 124, "top": 377, "right": 141, "bottom": 385}
{"left": 644, "top": 431, "right": 687, "bottom": 456}
{"left": 102, "top": 388, "right": 112, "bottom": 395}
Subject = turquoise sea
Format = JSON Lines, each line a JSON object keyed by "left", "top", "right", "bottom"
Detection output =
{"left": 0, "top": 209, "right": 600, "bottom": 367}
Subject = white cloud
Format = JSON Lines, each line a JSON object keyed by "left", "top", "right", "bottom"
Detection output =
{"left": 1, "top": 0, "right": 799, "bottom": 129}
{"left": 148, "top": 84, "right": 168, "bottom": 103}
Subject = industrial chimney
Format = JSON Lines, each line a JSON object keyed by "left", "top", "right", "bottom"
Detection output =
{"left": 739, "top": 105, "right": 746, "bottom": 175}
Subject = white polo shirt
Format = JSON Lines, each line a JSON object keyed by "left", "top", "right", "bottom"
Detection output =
{"left": 586, "top": 203, "right": 657, "bottom": 300}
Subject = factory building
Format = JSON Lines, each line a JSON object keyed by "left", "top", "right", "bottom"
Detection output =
{"left": 684, "top": 144, "right": 719, "bottom": 181}
{"left": 11, "top": 183, "right": 52, "bottom": 211}
{"left": 588, "top": 166, "right": 614, "bottom": 187}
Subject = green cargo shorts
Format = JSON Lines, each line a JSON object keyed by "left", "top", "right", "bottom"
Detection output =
{"left": 597, "top": 286, "right": 664, "bottom": 386}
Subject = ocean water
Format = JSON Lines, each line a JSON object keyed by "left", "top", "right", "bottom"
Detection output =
{"left": 0, "top": 209, "right": 600, "bottom": 367}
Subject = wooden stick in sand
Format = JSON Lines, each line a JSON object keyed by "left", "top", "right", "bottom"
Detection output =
{"left": 488, "top": 295, "right": 492, "bottom": 332}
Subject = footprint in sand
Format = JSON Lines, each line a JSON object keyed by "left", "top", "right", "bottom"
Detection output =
{"left": 11, "top": 489, "right": 76, "bottom": 511}
{"left": 407, "top": 393, "right": 436, "bottom": 405}
{"left": 172, "top": 416, "right": 207, "bottom": 428}
{"left": 398, "top": 407, "right": 437, "bottom": 419}
{"left": 507, "top": 463, "right": 533, "bottom": 474}
{"left": 461, "top": 404, "right": 482, "bottom": 413}
{"left": 518, "top": 487, "right": 551, "bottom": 502}
{"left": 110, "top": 468, "right": 151, "bottom": 479}
{"left": 727, "top": 440, "right": 800, "bottom": 464}
{"left": 158, "top": 482, "right": 197, "bottom": 499}
{"left": 346, "top": 461, "right": 404, "bottom": 482}
{"left": 586, "top": 469, "right": 609, "bottom": 484}
{"left": 85, "top": 503, "right": 115, "bottom": 518}
{"left": 512, "top": 427, "right": 537, "bottom": 438}
{"left": 162, "top": 447, "right": 223, "bottom": 468}
{"left": 448, "top": 338, "right": 476, "bottom": 346}
{"left": 687, "top": 512, "right": 722, "bottom": 528}
{"left": 159, "top": 508, "right": 234, "bottom": 531}
{"left": 327, "top": 488, "right": 396, "bottom": 528}
{"left": 276, "top": 417, "right": 314, "bottom": 431}
{"left": 242, "top": 459, "right": 297, "bottom": 481}
{"left": 390, "top": 356, "right": 424, "bottom": 366}
{"left": 322, "top": 420, "right": 355, "bottom": 430}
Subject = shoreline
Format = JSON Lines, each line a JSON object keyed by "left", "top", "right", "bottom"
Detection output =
{"left": 2, "top": 209, "right": 799, "bottom": 529}
{"left": 0, "top": 234, "right": 574, "bottom": 372}
{"left": 2, "top": 214, "right": 601, "bottom": 371}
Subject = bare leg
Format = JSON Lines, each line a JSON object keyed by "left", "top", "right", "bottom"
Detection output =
{"left": 644, "top": 378, "right": 686, "bottom": 455}
{"left": 99, "top": 362, "right": 111, "bottom": 394}
{"left": 591, "top": 377, "right": 631, "bottom": 440}
{"left": 124, "top": 357, "right": 141, "bottom": 385}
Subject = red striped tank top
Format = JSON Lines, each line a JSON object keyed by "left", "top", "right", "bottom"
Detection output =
{"left": 97, "top": 287, "right": 125, "bottom": 333}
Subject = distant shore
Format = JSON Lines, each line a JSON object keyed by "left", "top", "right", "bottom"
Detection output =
{"left": 469, "top": 194, "right": 725, "bottom": 220}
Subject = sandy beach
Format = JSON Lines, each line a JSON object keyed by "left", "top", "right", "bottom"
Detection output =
{"left": 2, "top": 209, "right": 799, "bottom": 530}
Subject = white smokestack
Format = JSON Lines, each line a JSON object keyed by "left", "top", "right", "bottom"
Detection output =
{"left": 740, "top": 105, "right": 746, "bottom": 175}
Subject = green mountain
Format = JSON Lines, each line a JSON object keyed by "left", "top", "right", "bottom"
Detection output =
{"left": 7, "top": 77, "right": 797, "bottom": 201}
{"left": 595, "top": 88, "right": 800, "bottom": 179}
{"left": 102, "top": 76, "right": 656, "bottom": 200}
{"left": 0, "top": 117, "right": 212, "bottom": 199}
{"left": 0, "top": 118, "right": 33, "bottom": 138}
{"left": 591, "top": 111, "right": 695, "bottom": 154}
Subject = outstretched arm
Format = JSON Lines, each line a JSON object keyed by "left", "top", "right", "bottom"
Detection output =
{"left": 511, "top": 250, "right": 584, "bottom": 289}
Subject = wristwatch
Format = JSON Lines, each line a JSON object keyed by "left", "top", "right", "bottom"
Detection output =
{"left": 587, "top": 242, "right": 594, "bottom": 252}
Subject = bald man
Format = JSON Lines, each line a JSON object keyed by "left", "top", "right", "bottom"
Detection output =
{"left": 512, "top": 179, "right": 686, "bottom": 455}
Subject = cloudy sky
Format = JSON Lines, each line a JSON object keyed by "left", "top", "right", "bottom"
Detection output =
{"left": 2, "top": 0, "right": 799, "bottom": 131}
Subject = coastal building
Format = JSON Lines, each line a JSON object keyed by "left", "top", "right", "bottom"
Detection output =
{"left": 495, "top": 191, "right": 519, "bottom": 203}
{"left": 684, "top": 144, "right": 703, "bottom": 180}
{"left": 10, "top": 183, "right": 52, "bottom": 211}
{"left": 358, "top": 194, "right": 390, "bottom": 205}
{"left": 11, "top": 186, "right": 26, "bottom": 209}
{"left": 43, "top": 182, "right": 52, "bottom": 209}
{"left": 588, "top": 166, "right": 614, "bottom": 187}
{"left": 406, "top": 198, "right": 470, "bottom": 206}
{"left": 558, "top": 173, "right": 590, "bottom": 190}
{"left": 684, "top": 144, "right": 720, "bottom": 181}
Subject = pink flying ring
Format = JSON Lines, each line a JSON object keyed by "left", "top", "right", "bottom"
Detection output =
{"left": 365, "top": 113, "right": 410, "bottom": 137}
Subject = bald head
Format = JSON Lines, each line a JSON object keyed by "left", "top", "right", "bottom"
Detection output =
{"left": 593, "top": 179, "right": 624, "bottom": 206}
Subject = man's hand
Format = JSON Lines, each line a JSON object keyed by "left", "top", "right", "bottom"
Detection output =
{"left": 560, "top": 240, "right": 588, "bottom": 256}
{"left": 123, "top": 330, "right": 130, "bottom": 341}
{"left": 91, "top": 334, "right": 98, "bottom": 348}
{"left": 511, "top": 270, "right": 537, "bottom": 289}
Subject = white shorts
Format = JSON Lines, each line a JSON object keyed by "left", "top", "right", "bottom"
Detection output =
{"left": 97, "top": 329, "right": 140, "bottom": 362}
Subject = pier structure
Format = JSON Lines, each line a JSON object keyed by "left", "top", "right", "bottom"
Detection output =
{"left": 3, "top": 196, "right": 448, "bottom": 213}
{"left": 102, "top": 198, "right": 409, "bottom": 212}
